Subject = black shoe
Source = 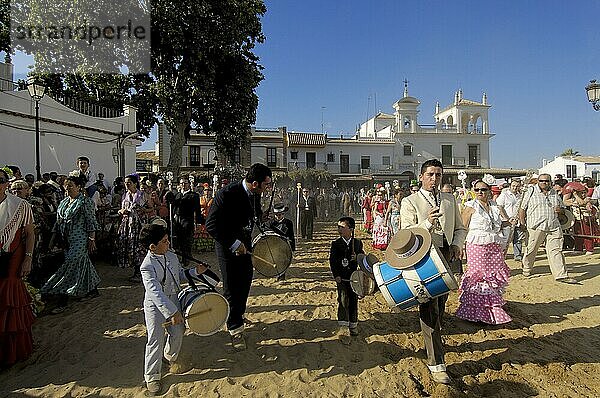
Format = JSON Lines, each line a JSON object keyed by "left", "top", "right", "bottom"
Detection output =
{"left": 557, "top": 277, "right": 581, "bottom": 285}
{"left": 81, "top": 289, "right": 100, "bottom": 302}
{"left": 51, "top": 306, "right": 67, "bottom": 315}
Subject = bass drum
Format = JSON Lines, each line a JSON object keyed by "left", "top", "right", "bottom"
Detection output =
{"left": 178, "top": 285, "right": 229, "bottom": 336}
{"left": 251, "top": 231, "right": 292, "bottom": 277}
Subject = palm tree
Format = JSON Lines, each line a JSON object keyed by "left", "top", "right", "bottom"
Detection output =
{"left": 560, "top": 148, "right": 580, "bottom": 157}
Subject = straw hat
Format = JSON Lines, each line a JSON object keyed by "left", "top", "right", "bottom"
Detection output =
{"left": 356, "top": 253, "right": 379, "bottom": 278}
{"left": 558, "top": 209, "right": 575, "bottom": 230}
{"left": 385, "top": 227, "right": 431, "bottom": 269}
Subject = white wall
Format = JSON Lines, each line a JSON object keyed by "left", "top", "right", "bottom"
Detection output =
{"left": 0, "top": 90, "right": 138, "bottom": 183}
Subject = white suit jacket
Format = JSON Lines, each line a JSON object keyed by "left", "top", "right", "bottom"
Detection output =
{"left": 141, "top": 251, "right": 189, "bottom": 319}
{"left": 400, "top": 190, "right": 467, "bottom": 249}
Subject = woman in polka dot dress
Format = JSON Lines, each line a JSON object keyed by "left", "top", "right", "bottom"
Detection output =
{"left": 457, "top": 180, "right": 515, "bottom": 324}
{"left": 42, "top": 171, "right": 100, "bottom": 312}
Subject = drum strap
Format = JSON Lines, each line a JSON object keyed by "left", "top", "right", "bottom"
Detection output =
{"left": 155, "top": 254, "right": 182, "bottom": 293}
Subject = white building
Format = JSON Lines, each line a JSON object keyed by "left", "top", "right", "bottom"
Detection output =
{"left": 0, "top": 62, "right": 140, "bottom": 183}
{"left": 153, "top": 124, "right": 288, "bottom": 175}
{"left": 354, "top": 84, "right": 492, "bottom": 170}
{"left": 539, "top": 156, "right": 600, "bottom": 182}
{"left": 287, "top": 84, "right": 524, "bottom": 186}
{"left": 148, "top": 83, "right": 526, "bottom": 186}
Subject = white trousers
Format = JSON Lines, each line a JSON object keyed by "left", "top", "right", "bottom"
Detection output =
{"left": 144, "top": 294, "right": 185, "bottom": 382}
{"left": 522, "top": 228, "right": 568, "bottom": 280}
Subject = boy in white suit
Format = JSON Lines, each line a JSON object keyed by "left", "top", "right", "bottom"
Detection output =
{"left": 139, "top": 224, "right": 208, "bottom": 395}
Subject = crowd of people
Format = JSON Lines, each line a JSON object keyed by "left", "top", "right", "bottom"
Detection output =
{"left": 1, "top": 156, "right": 598, "bottom": 393}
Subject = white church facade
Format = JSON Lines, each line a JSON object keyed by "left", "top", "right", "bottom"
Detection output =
{"left": 149, "top": 83, "right": 525, "bottom": 186}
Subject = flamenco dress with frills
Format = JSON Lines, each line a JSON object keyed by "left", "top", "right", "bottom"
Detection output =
{"left": 0, "top": 227, "right": 35, "bottom": 366}
{"left": 456, "top": 200, "right": 511, "bottom": 324}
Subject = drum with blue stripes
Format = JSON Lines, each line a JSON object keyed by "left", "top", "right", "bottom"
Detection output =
{"left": 373, "top": 246, "right": 458, "bottom": 310}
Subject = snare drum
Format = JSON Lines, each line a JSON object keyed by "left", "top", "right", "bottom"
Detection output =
{"left": 177, "top": 285, "right": 229, "bottom": 336}
{"left": 251, "top": 231, "right": 292, "bottom": 277}
{"left": 373, "top": 246, "right": 457, "bottom": 310}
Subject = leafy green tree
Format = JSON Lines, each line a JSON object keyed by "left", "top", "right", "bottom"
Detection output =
{"left": 5, "top": 0, "right": 265, "bottom": 177}
{"left": 288, "top": 168, "right": 333, "bottom": 189}
{"left": 560, "top": 148, "right": 580, "bottom": 157}
{"left": 0, "top": 0, "right": 9, "bottom": 58}
{"left": 152, "top": 0, "right": 265, "bottom": 175}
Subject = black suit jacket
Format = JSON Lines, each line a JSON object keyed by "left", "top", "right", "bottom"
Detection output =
{"left": 329, "top": 237, "right": 364, "bottom": 280}
{"left": 206, "top": 180, "right": 262, "bottom": 250}
{"left": 173, "top": 191, "right": 203, "bottom": 230}
{"left": 299, "top": 195, "right": 317, "bottom": 217}
{"left": 268, "top": 218, "right": 296, "bottom": 251}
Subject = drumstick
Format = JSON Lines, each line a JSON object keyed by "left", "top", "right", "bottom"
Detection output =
{"left": 162, "top": 308, "right": 212, "bottom": 328}
{"left": 253, "top": 253, "right": 278, "bottom": 268}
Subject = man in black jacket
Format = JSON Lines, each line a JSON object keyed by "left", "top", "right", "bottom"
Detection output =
{"left": 329, "top": 216, "right": 364, "bottom": 342}
{"left": 299, "top": 187, "right": 318, "bottom": 240}
{"left": 171, "top": 177, "right": 203, "bottom": 266}
{"left": 205, "top": 163, "right": 272, "bottom": 349}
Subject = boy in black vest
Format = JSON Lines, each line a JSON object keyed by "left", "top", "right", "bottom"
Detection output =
{"left": 329, "top": 216, "right": 364, "bottom": 343}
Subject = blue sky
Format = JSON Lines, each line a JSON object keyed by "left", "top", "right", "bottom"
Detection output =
{"left": 10, "top": 1, "right": 600, "bottom": 169}
{"left": 252, "top": 0, "right": 600, "bottom": 169}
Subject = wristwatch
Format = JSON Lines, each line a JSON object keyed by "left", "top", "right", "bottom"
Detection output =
{"left": 25, "top": 252, "right": 33, "bottom": 257}
{"left": 88, "top": 237, "right": 95, "bottom": 241}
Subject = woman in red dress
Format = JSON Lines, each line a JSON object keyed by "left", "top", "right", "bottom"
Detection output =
{"left": 0, "top": 168, "right": 36, "bottom": 366}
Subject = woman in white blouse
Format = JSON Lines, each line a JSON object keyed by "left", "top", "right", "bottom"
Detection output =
{"left": 457, "top": 180, "right": 515, "bottom": 325}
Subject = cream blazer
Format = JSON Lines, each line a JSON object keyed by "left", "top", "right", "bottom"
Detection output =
{"left": 400, "top": 190, "right": 467, "bottom": 249}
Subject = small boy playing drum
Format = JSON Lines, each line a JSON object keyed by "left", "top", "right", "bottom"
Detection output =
{"left": 329, "top": 217, "right": 364, "bottom": 343}
{"left": 139, "top": 223, "right": 208, "bottom": 396}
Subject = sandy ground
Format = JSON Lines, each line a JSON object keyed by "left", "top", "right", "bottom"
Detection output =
{"left": 1, "top": 221, "right": 600, "bottom": 397}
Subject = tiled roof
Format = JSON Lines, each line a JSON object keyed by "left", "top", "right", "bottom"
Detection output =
{"left": 287, "top": 132, "right": 326, "bottom": 147}
{"left": 136, "top": 150, "right": 158, "bottom": 162}
{"left": 573, "top": 156, "right": 600, "bottom": 163}
{"left": 444, "top": 167, "right": 528, "bottom": 175}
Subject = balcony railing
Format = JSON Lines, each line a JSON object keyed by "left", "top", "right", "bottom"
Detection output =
{"left": 289, "top": 162, "right": 406, "bottom": 174}
{"left": 47, "top": 91, "right": 124, "bottom": 118}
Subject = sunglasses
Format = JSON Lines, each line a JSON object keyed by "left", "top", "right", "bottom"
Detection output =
{"left": 0, "top": 178, "right": 7, "bottom": 184}
{"left": 474, "top": 188, "right": 489, "bottom": 192}
{"left": 538, "top": 180, "right": 551, "bottom": 183}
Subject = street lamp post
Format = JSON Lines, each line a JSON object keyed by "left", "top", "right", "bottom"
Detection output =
{"left": 27, "top": 77, "right": 47, "bottom": 181}
{"left": 585, "top": 79, "right": 600, "bottom": 111}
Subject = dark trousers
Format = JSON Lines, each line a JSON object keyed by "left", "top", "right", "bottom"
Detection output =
{"left": 336, "top": 281, "right": 358, "bottom": 327}
{"left": 300, "top": 210, "right": 314, "bottom": 239}
{"left": 174, "top": 223, "right": 193, "bottom": 267}
{"left": 215, "top": 243, "right": 254, "bottom": 332}
{"left": 419, "top": 244, "right": 451, "bottom": 367}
